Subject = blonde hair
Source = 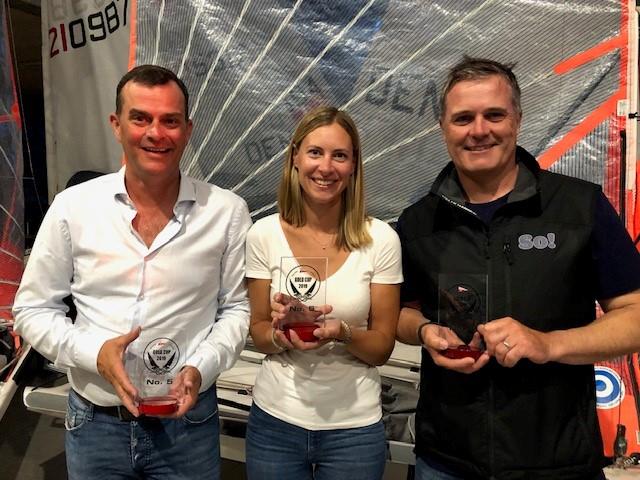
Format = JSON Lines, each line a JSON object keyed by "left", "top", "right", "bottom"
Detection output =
{"left": 278, "top": 106, "right": 371, "bottom": 250}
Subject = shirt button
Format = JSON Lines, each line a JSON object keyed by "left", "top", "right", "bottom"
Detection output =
{"left": 138, "top": 294, "right": 144, "bottom": 301}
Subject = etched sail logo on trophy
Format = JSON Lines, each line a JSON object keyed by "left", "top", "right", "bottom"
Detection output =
{"left": 279, "top": 256, "right": 328, "bottom": 342}
{"left": 125, "top": 329, "right": 186, "bottom": 415}
{"left": 437, "top": 273, "right": 488, "bottom": 360}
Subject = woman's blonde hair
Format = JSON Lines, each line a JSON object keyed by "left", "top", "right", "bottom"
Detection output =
{"left": 278, "top": 106, "right": 371, "bottom": 250}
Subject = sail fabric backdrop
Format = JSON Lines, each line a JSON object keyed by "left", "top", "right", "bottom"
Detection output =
{"left": 41, "top": 0, "right": 130, "bottom": 198}
{"left": 40, "top": 0, "right": 639, "bottom": 457}
{"left": 130, "top": 0, "right": 637, "bottom": 230}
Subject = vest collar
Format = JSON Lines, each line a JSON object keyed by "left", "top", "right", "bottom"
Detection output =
{"left": 430, "top": 145, "right": 541, "bottom": 207}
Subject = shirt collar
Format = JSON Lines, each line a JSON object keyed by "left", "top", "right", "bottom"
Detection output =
{"left": 113, "top": 166, "right": 196, "bottom": 213}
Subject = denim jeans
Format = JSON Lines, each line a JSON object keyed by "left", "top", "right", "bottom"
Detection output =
{"left": 245, "top": 403, "right": 387, "bottom": 480}
{"left": 415, "top": 457, "right": 465, "bottom": 480}
{"left": 65, "top": 387, "right": 220, "bottom": 480}
{"left": 415, "top": 456, "right": 608, "bottom": 480}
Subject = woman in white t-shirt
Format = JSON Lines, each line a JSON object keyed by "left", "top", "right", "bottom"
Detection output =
{"left": 245, "top": 106, "right": 402, "bottom": 480}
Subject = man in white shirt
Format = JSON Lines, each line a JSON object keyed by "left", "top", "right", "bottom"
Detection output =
{"left": 13, "top": 65, "right": 252, "bottom": 479}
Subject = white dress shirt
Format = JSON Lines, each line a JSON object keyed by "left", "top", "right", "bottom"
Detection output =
{"left": 13, "top": 168, "right": 252, "bottom": 406}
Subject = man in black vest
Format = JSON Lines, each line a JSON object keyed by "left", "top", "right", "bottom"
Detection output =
{"left": 396, "top": 56, "right": 640, "bottom": 480}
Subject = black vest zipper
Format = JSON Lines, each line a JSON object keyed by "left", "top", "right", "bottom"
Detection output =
{"left": 503, "top": 236, "right": 514, "bottom": 316}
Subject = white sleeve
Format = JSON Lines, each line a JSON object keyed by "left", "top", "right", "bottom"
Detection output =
{"left": 185, "top": 198, "right": 252, "bottom": 385}
{"left": 245, "top": 219, "right": 273, "bottom": 280}
{"left": 371, "top": 220, "right": 403, "bottom": 284}
{"left": 12, "top": 196, "right": 110, "bottom": 373}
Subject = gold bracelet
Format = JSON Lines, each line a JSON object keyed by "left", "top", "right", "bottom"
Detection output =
{"left": 271, "top": 328, "right": 285, "bottom": 352}
{"left": 416, "top": 321, "right": 431, "bottom": 347}
{"left": 339, "top": 320, "right": 353, "bottom": 344}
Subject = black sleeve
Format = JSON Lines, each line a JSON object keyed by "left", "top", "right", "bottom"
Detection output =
{"left": 592, "top": 190, "right": 640, "bottom": 300}
{"left": 396, "top": 214, "right": 420, "bottom": 304}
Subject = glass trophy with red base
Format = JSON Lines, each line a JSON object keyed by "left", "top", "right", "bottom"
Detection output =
{"left": 437, "top": 273, "right": 488, "bottom": 360}
{"left": 279, "top": 257, "right": 328, "bottom": 342}
{"left": 126, "top": 329, "right": 186, "bottom": 415}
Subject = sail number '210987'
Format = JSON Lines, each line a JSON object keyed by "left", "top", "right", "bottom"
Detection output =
{"left": 48, "top": 0, "right": 128, "bottom": 58}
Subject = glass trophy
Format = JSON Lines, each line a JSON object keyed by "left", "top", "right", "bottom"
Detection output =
{"left": 279, "top": 256, "right": 328, "bottom": 342}
{"left": 437, "top": 273, "right": 488, "bottom": 360}
{"left": 125, "top": 329, "right": 186, "bottom": 415}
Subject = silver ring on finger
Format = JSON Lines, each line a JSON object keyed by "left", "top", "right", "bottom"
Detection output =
{"left": 503, "top": 340, "right": 512, "bottom": 349}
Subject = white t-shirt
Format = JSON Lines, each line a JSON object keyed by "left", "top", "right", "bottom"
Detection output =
{"left": 245, "top": 214, "right": 403, "bottom": 430}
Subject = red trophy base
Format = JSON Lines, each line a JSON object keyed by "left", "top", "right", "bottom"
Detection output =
{"left": 442, "top": 345, "right": 483, "bottom": 360}
{"left": 138, "top": 396, "right": 178, "bottom": 415}
{"left": 283, "top": 323, "right": 319, "bottom": 342}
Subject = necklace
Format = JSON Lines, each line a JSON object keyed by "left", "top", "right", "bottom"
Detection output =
{"left": 307, "top": 228, "right": 337, "bottom": 250}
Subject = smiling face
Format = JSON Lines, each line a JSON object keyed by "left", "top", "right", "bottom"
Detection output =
{"left": 110, "top": 80, "right": 193, "bottom": 183}
{"left": 293, "top": 122, "right": 355, "bottom": 209}
{"left": 440, "top": 74, "right": 521, "bottom": 182}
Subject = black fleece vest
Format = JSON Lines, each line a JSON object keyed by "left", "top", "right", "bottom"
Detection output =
{"left": 398, "top": 148, "right": 605, "bottom": 479}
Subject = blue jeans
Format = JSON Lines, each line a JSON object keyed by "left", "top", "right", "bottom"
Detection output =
{"left": 415, "top": 456, "right": 607, "bottom": 480}
{"left": 415, "top": 457, "right": 465, "bottom": 480}
{"left": 246, "top": 403, "right": 387, "bottom": 480}
{"left": 65, "top": 387, "right": 220, "bottom": 480}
